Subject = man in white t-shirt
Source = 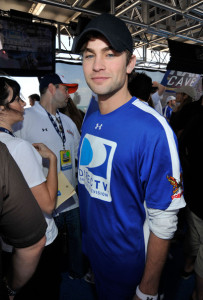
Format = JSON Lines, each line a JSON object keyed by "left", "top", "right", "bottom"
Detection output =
{"left": 151, "top": 81, "right": 166, "bottom": 115}
{"left": 13, "top": 74, "right": 87, "bottom": 279}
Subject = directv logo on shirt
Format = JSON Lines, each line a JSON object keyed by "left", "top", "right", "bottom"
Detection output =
{"left": 78, "top": 134, "right": 117, "bottom": 202}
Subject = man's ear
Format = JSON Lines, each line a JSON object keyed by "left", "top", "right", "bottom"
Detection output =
{"left": 47, "top": 83, "right": 56, "bottom": 95}
{"left": 127, "top": 55, "right": 136, "bottom": 74}
{"left": 0, "top": 105, "right": 5, "bottom": 111}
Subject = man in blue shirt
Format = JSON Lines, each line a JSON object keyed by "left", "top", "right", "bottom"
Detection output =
{"left": 72, "top": 13, "right": 186, "bottom": 300}
{"left": 163, "top": 95, "right": 176, "bottom": 121}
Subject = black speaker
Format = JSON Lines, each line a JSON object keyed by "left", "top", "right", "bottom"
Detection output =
{"left": 10, "top": 9, "right": 33, "bottom": 22}
{"left": 167, "top": 39, "right": 203, "bottom": 74}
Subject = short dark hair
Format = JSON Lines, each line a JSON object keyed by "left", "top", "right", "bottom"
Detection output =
{"left": 128, "top": 72, "right": 153, "bottom": 102}
{"left": 29, "top": 94, "right": 40, "bottom": 102}
{"left": 39, "top": 86, "right": 48, "bottom": 95}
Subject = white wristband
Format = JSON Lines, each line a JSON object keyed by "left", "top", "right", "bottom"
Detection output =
{"left": 136, "top": 286, "right": 158, "bottom": 300}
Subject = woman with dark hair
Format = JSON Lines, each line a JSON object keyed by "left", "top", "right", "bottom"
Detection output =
{"left": 0, "top": 77, "right": 58, "bottom": 215}
{"left": 0, "top": 77, "right": 61, "bottom": 300}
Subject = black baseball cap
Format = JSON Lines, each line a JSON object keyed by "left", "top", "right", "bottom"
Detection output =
{"left": 39, "top": 74, "right": 78, "bottom": 94}
{"left": 72, "top": 13, "right": 133, "bottom": 54}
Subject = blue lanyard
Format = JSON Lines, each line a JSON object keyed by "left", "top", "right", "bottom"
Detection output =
{"left": 46, "top": 110, "right": 66, "bottom": 149}
{"left": 0, "top": 127, "right": 15, "bottom": 137}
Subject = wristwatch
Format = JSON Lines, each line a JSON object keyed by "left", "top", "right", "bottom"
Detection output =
{"left": 136, "top": 286, "right": 158, "bottom": 300}
{"left": 3, "top": 278, "right": 18, "bottom": 297}
{"left": 6, "top": 284, "right": 18, "bottom": 296}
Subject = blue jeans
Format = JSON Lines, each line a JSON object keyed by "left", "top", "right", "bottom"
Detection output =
{"left": 54, "top": 207, "right": 88, "bottom": 278}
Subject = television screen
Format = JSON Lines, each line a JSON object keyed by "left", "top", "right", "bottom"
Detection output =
{"left": 167, "top": 39, "right": 203, "bottom": 74}
{"left": 0, "top": 15, "right": 56, "bottom": 76}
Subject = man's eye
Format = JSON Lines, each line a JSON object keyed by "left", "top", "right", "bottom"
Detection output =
{"left": 107, "top": 53, "right": 114, "bottom": 57}
{"left": 84, "top": 54, "right": 94, "bottom": 59}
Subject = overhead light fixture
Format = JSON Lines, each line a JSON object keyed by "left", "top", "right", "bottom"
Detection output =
{"left": 32, "top": 3, "right": 46, "bottom": 16}
{"left": 160, "top": 47, "right": 169, "bottom": 52}
{"left": 149, "top": 44, "right": 160, "bottom": 49}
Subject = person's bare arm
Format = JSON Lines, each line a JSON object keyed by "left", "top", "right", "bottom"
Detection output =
{"left": 152, "top": 81, "right": 166, "bottom": 96}
{"left": 133, "top": 232, "right": 170, "bottom": 300}
{"left": 7, "top": 235, "right": 46, "bottom": 300}
{"left": 31, "top": 143, "right": 58, "bottom": 214}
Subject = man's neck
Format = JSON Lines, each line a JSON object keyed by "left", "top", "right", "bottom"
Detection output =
{"left": 39, "top": 99, "right": 57, "bottom": 115}
{"left": 98, "top": 90, "right": 132, "bottom": 114}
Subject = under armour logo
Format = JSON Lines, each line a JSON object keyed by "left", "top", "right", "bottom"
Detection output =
{"left": 147, "top": 298, "right": 153, "bottom": 300}
{"left": 42, "top": 128, "right": 48, "bottom": 131}
{"left": 95, "top": 123, "right": 103, "bottom": 130}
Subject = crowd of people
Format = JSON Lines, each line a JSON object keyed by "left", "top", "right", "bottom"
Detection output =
{"left": 0, "top": 12, "right": 202, "bottom": 300}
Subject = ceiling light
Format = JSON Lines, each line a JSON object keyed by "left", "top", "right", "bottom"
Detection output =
{"left": 32, "top": 3, "right": 46, "bottom": 16}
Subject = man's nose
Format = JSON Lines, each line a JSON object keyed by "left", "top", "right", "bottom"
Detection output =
{"left": 93, "top": 56, "right": 105, "bottom": 71}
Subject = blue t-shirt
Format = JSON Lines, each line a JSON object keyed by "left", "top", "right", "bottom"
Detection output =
{"left": 163, "top": 105, "right": 173, "bottom": 120}
{"left": 78, "top": 97, "right": 183, "bottom": 298}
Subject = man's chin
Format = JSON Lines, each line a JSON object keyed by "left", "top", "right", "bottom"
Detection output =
{"left": 60, "top": 102, "right": 68, "bottom": 108}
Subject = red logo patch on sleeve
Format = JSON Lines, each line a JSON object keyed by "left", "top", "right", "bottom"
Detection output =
{"left": 167, "top": 174, "right": 183, "bottom": 199}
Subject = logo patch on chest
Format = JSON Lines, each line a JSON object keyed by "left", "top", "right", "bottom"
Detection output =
{"left": 78, "top": 134, "right": 117, "bottom": 202}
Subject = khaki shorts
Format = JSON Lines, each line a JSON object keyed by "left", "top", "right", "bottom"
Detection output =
{"left": 184, "top": 208, "right": 203, "bottom": 278}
